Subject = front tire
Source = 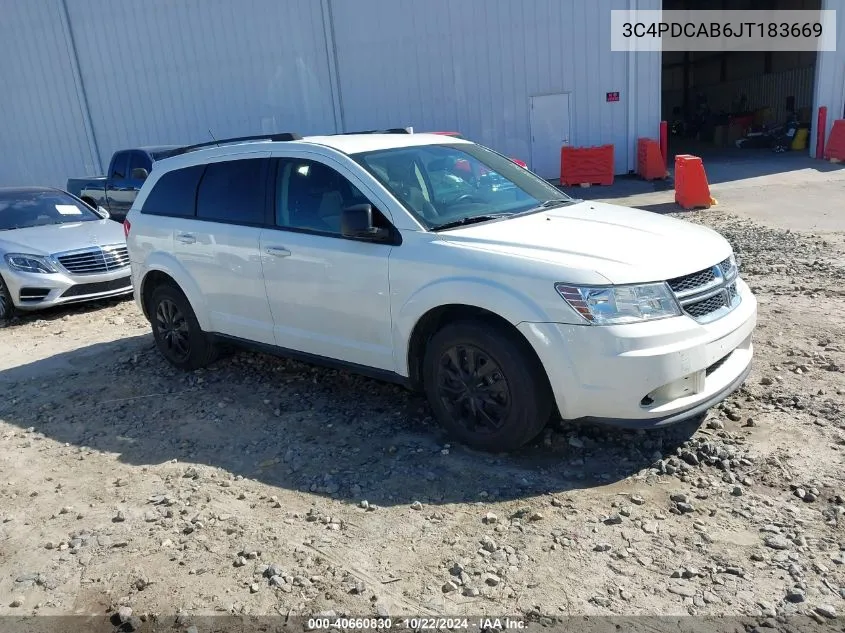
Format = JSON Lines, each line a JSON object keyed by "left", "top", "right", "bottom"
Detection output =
{"left": 148, "top": 283, "right": 218, "bottom": 370}
{"left": 422, "top": 321, "right": 553, "bottom": 452}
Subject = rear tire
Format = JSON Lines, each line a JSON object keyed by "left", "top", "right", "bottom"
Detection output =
{"left": 148, "top": 283, "right": 218, "bottom": 370}
{"left": 422, "top": 320, "right": 553, "bottom": 452}
{"left": 0, "top": 275, "right": 13, "bottom": 325}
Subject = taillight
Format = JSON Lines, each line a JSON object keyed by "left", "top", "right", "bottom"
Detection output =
{"left": 123, "top": 219, "right": 131, "bottom": 239}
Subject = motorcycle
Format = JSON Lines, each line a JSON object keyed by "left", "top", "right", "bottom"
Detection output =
{"left": 734, "top": 114, "right": 801, "bottom": 152}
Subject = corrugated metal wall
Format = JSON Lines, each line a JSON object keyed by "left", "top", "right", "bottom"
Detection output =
{"left": 66, "top": 0, "right": 339, "bottom": 166}
{"left": 0, "top": 0, "right": 100, "bottom": 186}
{"left": 331, "top": 0, "right": 661, "bottom": 174}
{"left": 0, "top": 0, "right": 661, "bottom": 186}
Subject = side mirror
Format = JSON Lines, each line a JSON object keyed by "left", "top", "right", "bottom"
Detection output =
{"left": 95, "top": 206, "right": 110, "bottom": 220}
{"left": 131, "top": 167, "right": 149, "bottom": 180}
{"left": 341, "top": 204, "right": 390, "bottom": 241}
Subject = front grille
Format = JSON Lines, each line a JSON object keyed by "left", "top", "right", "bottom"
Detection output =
{"left": 685, "top": 292, "right": 728, "bottom": 318}
{"left": 60, "top": 276, "right": 132, "bottom": 299}
{"left": 55, "top": 245, "right": 130, "bottom": 275}
{"left": 667, "top": 268, "right": 716, "bottom": 295}
{"left": 718, "top": 256, "right": 736, "bottom": 278}
{"left": 667, "top": 256, "right": 741, "bottom": 323}
{"left": 682, "top": 281, "right": 739, "bottom": 320}
{"left": 19, "top": 288, "right": 50, "bottom": 303}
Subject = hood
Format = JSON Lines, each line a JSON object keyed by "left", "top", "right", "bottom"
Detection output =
{"left": 439, "top": 200, "right": 733, "bottom": 284}
{"left": 0, "top": 220, "right": 126, "bottom": 257}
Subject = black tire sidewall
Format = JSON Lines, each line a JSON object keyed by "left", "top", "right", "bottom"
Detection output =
{"left": 148, "top": 284, "right": 214, "bottom": 370}
{"left": 422, "top": 321, "right": 552, "bottom": 452}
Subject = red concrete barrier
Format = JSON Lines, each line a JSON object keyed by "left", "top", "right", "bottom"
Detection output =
{"left": 560, "top": 145, "right": 614, "bottom": 186}
{"left": 674, "top": 154, "right": 716, "bottom": 210}
{"left": 637, "top": 138, "right": 667, "bottom": 181}
{"left": 823, "top": 118, "right": 845, "bottom": 161}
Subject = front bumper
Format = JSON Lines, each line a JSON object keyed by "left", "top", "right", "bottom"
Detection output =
{"left": 518, "top": 277, "right": 757, "bottom": 428}
{"left": 2, "top": 265, "right": 133, "bottom": 311}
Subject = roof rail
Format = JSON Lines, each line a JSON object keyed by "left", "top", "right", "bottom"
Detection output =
{"left": 159, "top": 132, "right": 302, "bottom": 158}
{"left": 338, "top": 127, "right": 413, "bottom": 135}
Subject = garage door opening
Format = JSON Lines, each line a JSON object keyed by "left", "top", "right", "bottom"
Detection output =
{"left": 661, "top": 0, "right": 820, "bottom": 163}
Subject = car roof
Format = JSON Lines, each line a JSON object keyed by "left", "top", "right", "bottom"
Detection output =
{"left": 153, "top": 133, "right": 472, "bottom": 170}
{"left": 0, "top": 186, "right": 63, "bottom": 195}
{"left": 302, "top": 132, "right": 470, "bottom": 153}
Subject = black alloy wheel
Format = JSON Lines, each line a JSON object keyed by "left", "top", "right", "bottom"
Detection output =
{"left": 148, "top": 283, "right": 218, "bottom": 370}
{"left": 423, "top": 320, "right": 553, "bottom": 452}
{"left": 436, "top": 343, "right": 511, "bottom": 435}
{"left": 155, "top": 297, "right": 190, "bottom": 362}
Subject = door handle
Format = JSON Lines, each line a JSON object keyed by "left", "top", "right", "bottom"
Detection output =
{"left": 265, "top": 246, "right": 291, "bottom": 258}
{"left": 176, "top": 233, "right": 196, "bottom": 244}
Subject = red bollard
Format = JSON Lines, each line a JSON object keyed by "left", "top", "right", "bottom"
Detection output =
{"left": 816, "top": 106, "right": 827, "bottom": 159}
{"left": 659, "top": 120, "right": 668, "bottom": 170}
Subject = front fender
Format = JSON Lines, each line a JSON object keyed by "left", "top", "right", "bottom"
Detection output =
{"left": 393, "top": 277, "right": 549, "bottom": 377}
{"left": 139, "top": 252, "right": 212, "bottom": 331}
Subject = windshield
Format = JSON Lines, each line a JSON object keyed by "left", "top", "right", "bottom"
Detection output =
{"left": 353, "top": 143, "right": 573, "bottom": 230}
{"left": 0, "top": 190, "right": 100, "bottom": 231}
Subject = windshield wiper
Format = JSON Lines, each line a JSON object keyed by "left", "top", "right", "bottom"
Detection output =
{"left": 431, "top": 214, "right": 511, "bottom": 231}
{"left": 537, "top": 199, "right": 574, "bottom": 209}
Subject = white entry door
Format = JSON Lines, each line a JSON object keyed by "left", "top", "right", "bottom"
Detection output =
{"left": 529, "top": 93, "right": 572, "bottom": 179}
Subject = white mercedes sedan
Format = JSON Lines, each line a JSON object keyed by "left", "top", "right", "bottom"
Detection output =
{"left": 0, "top": 187, "right": 132, "bottom": 323}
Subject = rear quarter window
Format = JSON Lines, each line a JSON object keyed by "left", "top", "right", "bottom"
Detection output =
{"left": 140, "top": 165, "right": 206, "bottom": 217}
{"left": 195, "top": 158, "right": 268, "bottom": 225}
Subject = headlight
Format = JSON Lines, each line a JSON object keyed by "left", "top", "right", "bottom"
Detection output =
{"left": 555, "top": 282, "right": 681, "bottom": 325}
{"left": 4, "top": 253, "right": 57, "bottom": 274}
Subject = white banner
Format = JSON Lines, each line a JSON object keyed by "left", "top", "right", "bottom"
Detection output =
{"left": 611, "top": 9, "right": 837, "bottom": 52}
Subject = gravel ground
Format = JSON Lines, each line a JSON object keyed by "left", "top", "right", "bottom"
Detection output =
{"left": 0, "top": 210, "right": 843, "bottom": 629}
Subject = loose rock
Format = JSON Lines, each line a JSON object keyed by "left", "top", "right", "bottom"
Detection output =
{"left": 117, "top": 606, "right": 133, "bottom": 623}
{"left": 815, "top": 605, "right": 836, "bottom": 619}
{"left": 764, "top": 535, "right": 790, "bottom": 550}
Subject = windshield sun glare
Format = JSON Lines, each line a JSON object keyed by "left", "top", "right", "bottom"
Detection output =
{"left": 354, "top": 143, "right": 572, "bottom": 230}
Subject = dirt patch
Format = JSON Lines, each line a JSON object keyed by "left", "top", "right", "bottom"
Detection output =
{"left": 0, "top": 211, "right": 843, "bottom": 625}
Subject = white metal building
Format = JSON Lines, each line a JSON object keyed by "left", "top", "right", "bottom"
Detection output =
{"left": 0, "top": 0, "right": 842, "bottom": 188}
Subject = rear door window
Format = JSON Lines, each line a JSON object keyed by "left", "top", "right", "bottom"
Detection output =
{"left": 141, "top": 165, "right": 205, "bottom": 217}
{"left": 196, "top": 158, "right": 269, "bottom": 225}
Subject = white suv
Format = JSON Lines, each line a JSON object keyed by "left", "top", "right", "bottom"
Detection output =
{"left": 125, "top": 131, "right": 756, "bottom": 452}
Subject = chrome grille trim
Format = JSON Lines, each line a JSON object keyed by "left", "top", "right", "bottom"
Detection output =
{"left": 667, "top": 257, "right": 741, "bottom": 323}
{"left": 53, "top": 244, "right": 130, "bottom": 275}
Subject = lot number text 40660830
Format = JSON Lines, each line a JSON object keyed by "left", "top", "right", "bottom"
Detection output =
{"left": 306, "top": 616, "right": 527, "bottom": 630}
